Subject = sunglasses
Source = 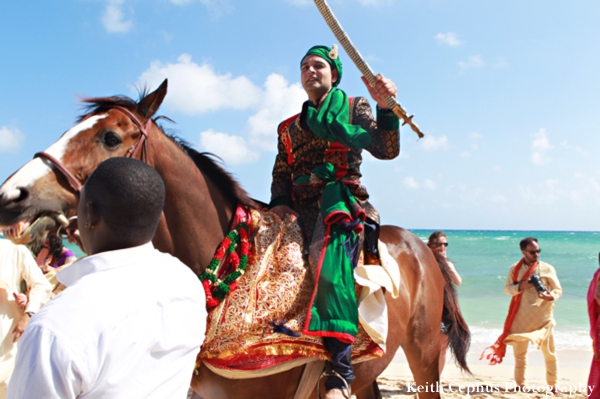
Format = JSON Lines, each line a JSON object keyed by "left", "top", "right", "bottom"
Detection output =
{"left": 524, "top": 249, "right": 541, "bottom": 255}
{"left": 432, "top": 242, "right": 449, "bottom": 248}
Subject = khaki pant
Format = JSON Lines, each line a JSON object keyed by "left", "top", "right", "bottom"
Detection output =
{"left": 512, "top": 330, "right": 557, "bottom": 386}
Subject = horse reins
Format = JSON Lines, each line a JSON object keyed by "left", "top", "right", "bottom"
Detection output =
{"left": 34, "top": 106, "right": 152, "bottom": 193}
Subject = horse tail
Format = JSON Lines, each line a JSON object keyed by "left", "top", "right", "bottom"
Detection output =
{"left": 434, "top": 251, "right": 472, "bottom": 374}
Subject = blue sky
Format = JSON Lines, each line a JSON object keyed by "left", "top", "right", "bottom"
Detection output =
{"left": 1, "top": 0, "right": 598, "bottom": 231}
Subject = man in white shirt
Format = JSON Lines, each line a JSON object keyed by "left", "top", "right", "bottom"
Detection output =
{"left": 0, "top": 238, "right": 51, "bottom": 398}
{"left": 7, "top": 158, "right": 206, "bottom": 399}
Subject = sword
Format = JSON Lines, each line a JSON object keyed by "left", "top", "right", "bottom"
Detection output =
{"left": 313, "top": 0, "right": 425, "bottom": 138}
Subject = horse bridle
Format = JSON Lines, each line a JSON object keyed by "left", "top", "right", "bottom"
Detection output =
{"left": 34, "top": 106, "right": 152, "bottom": 193}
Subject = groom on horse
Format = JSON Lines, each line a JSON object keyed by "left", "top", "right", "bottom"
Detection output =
{"left": 269, "top": 44, "right": 400, "bottom": 399}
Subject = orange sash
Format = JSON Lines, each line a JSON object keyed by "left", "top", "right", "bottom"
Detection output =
{"left": 479, "top": 259, "right": 538, "bottom": 365}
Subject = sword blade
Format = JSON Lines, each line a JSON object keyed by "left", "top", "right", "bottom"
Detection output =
{"left": 313, "top": 0, "right": 424, "bottom": 138}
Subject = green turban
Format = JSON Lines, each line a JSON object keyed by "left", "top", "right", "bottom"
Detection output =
{"left": 301, "top": 45, "right": 343, "bottom": 87}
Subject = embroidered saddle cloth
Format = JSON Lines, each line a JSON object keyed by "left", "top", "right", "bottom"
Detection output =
{"left": 198, "top": 209, "right": 399, "bottom": 378}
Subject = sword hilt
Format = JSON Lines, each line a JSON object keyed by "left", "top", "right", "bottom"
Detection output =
{"left": 389, "top": 102, "right": 424, "bottom": 139}
{"left": 363, "top": 75, "right": 424, "bottom": 139}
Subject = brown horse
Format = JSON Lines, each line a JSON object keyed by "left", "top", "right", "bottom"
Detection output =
{"left": 0, "top": 80, "right": 469, "bottom": 399}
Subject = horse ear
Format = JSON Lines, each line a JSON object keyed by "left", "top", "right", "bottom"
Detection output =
{"left": 137, "top": 79, "right": 168, "bottom": 121}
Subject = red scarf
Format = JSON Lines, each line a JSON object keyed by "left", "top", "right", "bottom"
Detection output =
{"left": 480, "top": 258, "right": 538, "bottom": 365}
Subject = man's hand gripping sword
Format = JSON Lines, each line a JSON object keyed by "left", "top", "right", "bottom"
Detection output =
{"left": 313, "top": 0, "right": 424, "bottom": 138}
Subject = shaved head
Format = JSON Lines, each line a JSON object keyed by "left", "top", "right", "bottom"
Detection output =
{"left": 83, "top": 158, "right": 165, "bottom": 243}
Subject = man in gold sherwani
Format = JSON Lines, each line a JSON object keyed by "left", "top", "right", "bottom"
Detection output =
{"left": 503, "top": 237, "right": 562, "bottom": 390}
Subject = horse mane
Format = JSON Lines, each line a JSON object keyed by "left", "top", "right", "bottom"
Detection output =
{"left": 78, "top": 95, "right": 138, "bottom": 120}
{"left": 78, "top": 95, "right": 260, "bottom": 210}
{"left": 164, "top": 133, "right": 260, "bottom": 210}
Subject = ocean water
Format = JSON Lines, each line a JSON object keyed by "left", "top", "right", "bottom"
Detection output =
{"left": 411, "top": 230, "right": 597, "bottom": 353}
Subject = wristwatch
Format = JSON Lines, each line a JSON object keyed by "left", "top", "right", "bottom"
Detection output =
{"left": 25, "top": 311, "right": 35, "bottom": 317}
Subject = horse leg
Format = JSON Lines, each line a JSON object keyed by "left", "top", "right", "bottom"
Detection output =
{"left": 353, "top": 380, "right": 382, "bottom": 399}
{"left": 349, "top": 283, "right": 408, "bottom": 397}
{"left": 377, "top": 226, "right": 443, "bottom": 398}
{"left": 191, "top": 364, "right": 304, "bottom": 399}
{"left": 402, "top": 324, "right": 442, "bottom": 399}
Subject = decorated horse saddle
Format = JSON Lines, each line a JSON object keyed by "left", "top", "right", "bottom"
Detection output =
{"left": 197, "top": 205, "right": 400, "bottom": 379}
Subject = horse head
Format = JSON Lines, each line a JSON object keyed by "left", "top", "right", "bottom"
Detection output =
{"left": 0, "top": 79, "right": 169, "bottom": 249}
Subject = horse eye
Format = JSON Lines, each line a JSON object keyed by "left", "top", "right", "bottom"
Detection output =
{"left": 103, "top": 132, "right": 121, "bottom": 148}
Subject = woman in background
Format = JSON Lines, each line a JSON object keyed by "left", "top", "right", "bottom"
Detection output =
{"left": 428, "top": 231, "right": 462, "bottom": 375}
{"left": 587, "top": 252, "right": 600, "bottom": 399}
{"left": 35, "top": 235, "right": 76, "bottom": 274}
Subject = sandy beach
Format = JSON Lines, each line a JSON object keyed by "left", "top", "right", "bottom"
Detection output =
{"left": 377, "top": 347, "right": 592, "bottom": 398}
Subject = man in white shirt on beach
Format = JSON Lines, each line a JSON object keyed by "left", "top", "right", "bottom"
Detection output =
{"left": 7, "top": 158, "right": 206, "bottom": 399}
{"left": 0, "top": 239, "right": 51, "bottom": 398}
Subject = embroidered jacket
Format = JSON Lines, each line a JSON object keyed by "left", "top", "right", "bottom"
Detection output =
{"left": 270, "top": 97, "right": 400, "bottom": 209}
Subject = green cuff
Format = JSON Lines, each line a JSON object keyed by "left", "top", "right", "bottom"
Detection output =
{"left": 376, "top": 105, "right": 400, "bottom": 131}
{"left": 269, "top": 195, "right": 292, "bottom": 209}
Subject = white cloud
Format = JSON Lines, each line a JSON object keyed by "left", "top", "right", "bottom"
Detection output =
{"left": 424, "top": 179, "right": 436, "bottom": 190}
{"left": 520, "top": 179, "right": 560, "bottom": 205}
{"left": 137, "top": 55, "right": 306, "bottom": 154}
{"left": 531, "top": 128, "right": 552, "bottom": 165}
{"left": 135, "top": 55, "right": 311, "bottom": 165}
{"left": 198, "top": 129, "right": 259, "bottom": 165}
{"left": 560, "top": 140, "right": 589, "bottom": 157}
{"left": 468, "top": 132, "right": 481, "bottom": 139}
{"left": 160, "top": 31, "right": 174, "bottom": 44}
{"left": 137, "top": 54, "right": 262, "bottom": 114}
{"left": 531, "top": 152, "right": 548, "bottom": 165}
{"left": 493, "top": 57, "right": 510, "bottom": 69}
{"left": 435, "top": 32, "right": 462, "bottom": 47}
{"left": 570, "top": 174, "right": 600, "bottom": 203}
{"left": 201, "top": 0, "right": 233, "bottom": 15}
{"left": 0, "top": 126, "right": 24, "bottom": 152}
{"left": 247, "top": 74, "right": 306, "bottom": 150}
{"left": 460, "top": 151, "right": 470, "bottom": 158}
{"left": 102, "top": 0, "right": 133, "bottom": 34}
{"left": 458, "top": 55, "right": 484, "bottom": 72}
{"left": 403, "top": 177, "right": 420, "bottom": 190}
{"left": 420, "top": 134, "right": 448, "bottom": 151}
{"left": 532, "top": 129, "right": 552, "bottom": 151}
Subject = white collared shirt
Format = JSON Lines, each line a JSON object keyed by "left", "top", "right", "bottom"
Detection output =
{"left": 7, "top": 242, "right": 206, "bottom": 399}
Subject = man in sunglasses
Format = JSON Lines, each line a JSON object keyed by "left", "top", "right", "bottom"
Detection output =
{"left": 502, "top": 237, "right": 562, "bottom": 391}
